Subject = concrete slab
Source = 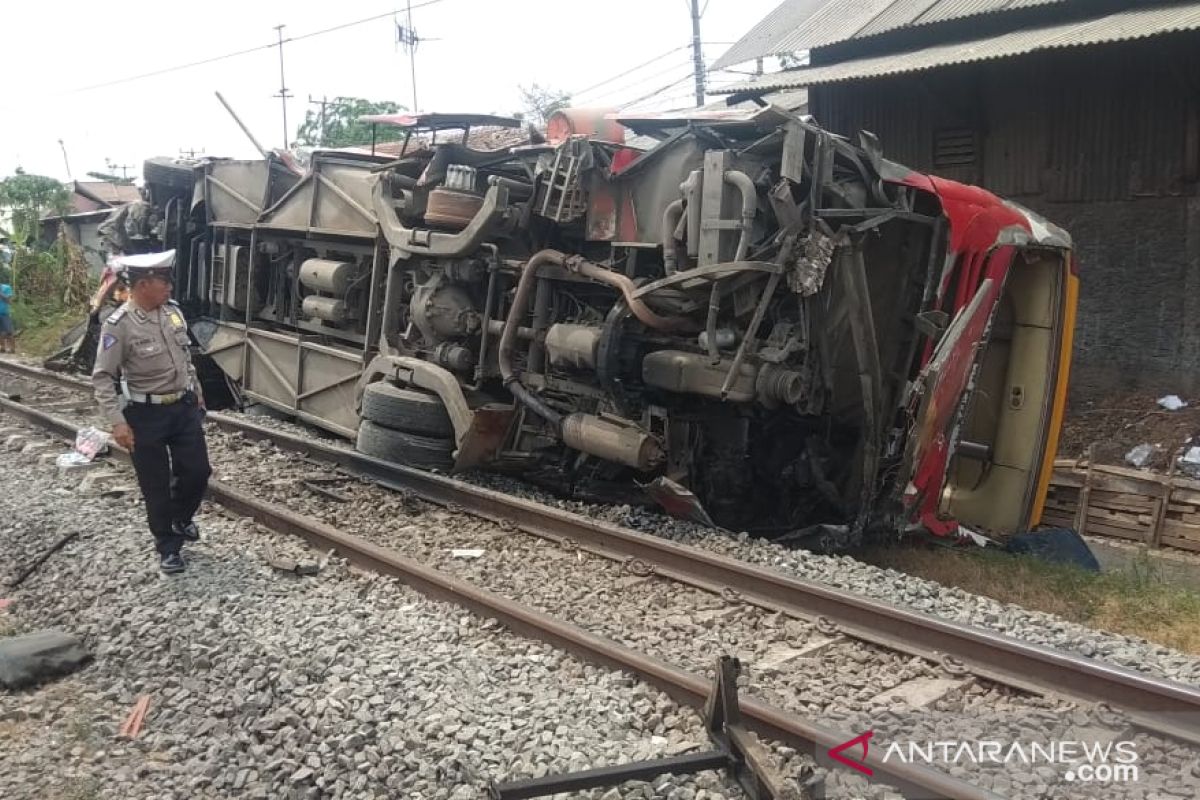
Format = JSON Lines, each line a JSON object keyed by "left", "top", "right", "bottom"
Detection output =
{"left": 868, "top": 676, "right": 968, "bottom": 709}
{"left": 757, "top": 637, "right": 837, "bottom": 673}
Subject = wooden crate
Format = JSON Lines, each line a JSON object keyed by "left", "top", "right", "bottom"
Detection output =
{"left": 1046, "top": 458, "right": 1200, "bottom": 552}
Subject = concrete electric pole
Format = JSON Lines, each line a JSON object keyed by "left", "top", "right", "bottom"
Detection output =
{"left": 690, "top": 0, "right": 706, "bottom": 107}
{"left": 273, "top": 24, "right": 293, "bottom": 149}
{"left": 309, "top": 95, "right": 330, "bottom": 147}
{"left": 396, "top": 1, "right": 421, "bottom": 111}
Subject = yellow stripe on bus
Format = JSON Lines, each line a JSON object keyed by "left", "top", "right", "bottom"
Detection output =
{"left": 1030, "top": 269, "right": 1078, "bottom": 526}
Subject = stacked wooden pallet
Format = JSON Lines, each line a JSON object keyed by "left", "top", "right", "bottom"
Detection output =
{"left": 1044, "top": 458, "right": 1200, "bottom": 552}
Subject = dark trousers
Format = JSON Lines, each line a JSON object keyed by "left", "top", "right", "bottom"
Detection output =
{"left": 124, "top": 396, "right": 212, "bottom": 555}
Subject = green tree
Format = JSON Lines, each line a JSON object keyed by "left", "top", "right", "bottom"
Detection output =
{"left": 294, "top": 97, "right": 404, "bottom": 148}
{"left": 517, "top": 83, "right": 571, "bottom": 127}
{"left": 0, "top": 169, "right": 70, "bottom": 245}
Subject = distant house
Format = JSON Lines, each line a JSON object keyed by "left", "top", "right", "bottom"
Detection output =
{"left": 41, "top": 180, "right": 143, "bottom": 274}
{"left": 715, "top": 0, "right": 1200, "bottom": 395}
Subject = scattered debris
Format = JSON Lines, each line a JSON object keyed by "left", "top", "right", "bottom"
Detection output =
{"left": 8, "top": 531, "right": 82, "bottom": 587}
{"left": 263, "top": 542, "right": 321, "bottom": 576}
{"left": 450, "top": 548, "right": 486, "bottom": 559}
{"left": 1124, "top": 443, "right": 1161, "bottom": 468}
{"left": 55, "top": 426, "right": 110, "bottom": 469}
{"left": 1006, "top": 528, "right": 1100, "bottom": 572}
{"left": 1158, "top": 395, "right": 1189, "bottom": 411}
{"left": 118, "top": 694, "right": 152, "bottom": 739}
{"left": 0, "top": 630, "right": 92, "bottom": 689}
{"left": 1180, "top": 446, "right": 1200, "bottom": 480}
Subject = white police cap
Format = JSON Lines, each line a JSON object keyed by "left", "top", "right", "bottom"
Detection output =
{"left": 115, "top": 250, "right": 176, "bottom": 282}
{"left": 114, "top": 250, "right": 176, "bottom": 270}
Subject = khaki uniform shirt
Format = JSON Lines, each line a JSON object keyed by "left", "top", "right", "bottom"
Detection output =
{"left": 92, "top": 300, "right": 202, "bottom": 425}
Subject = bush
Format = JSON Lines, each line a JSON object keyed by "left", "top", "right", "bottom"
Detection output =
{"left": 3, "top": 226, "right": 94, "bottom": 355}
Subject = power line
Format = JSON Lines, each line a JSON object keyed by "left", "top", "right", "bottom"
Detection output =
{"left": 619, "top": 73, "right": 696, "bottom": 109}
{"left": 572, "top": 43, "right": 691, "bottom": 98}
{"left": 65, "top": 1, "right": 447, "bottom": 95}
{"left": 572, "top": 40, "right": 740, "bottom": 103}
{"left": 579, "top": 57, "right": 697, "bottom": 104}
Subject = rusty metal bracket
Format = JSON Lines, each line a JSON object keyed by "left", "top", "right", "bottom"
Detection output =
{"left": 488, "top": 656, "right": 799, "bottom": 799}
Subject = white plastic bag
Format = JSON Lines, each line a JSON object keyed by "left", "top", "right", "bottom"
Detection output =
{"left": 1180, "top": 446, "right": 1200, "bottom": 479}
{"left": 1124, "top": 443, "right": 1159, "bottom": 468}
{"left": 73, "top": 427, "right": 109, "bottom": 460}
{"left": 1158, "top": 394, "right": 1188, "bottom": 411}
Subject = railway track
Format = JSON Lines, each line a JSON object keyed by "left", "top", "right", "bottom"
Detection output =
{"left": 4, "top": 357, "right": 1200, "bottom": 798}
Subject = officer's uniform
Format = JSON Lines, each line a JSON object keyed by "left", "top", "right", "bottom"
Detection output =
{"left": 91, "top": 251, "right": 211, "bottom": 561}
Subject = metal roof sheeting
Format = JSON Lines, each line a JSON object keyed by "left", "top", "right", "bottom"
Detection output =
{"left": 711, "top": 0, "right": 834, "bottom": 70}
{"left": 718, "top": 4, "right": 1200, "bottom": 93}
{"left": 856, "top": 0, "right": 1063, "bottom": 38}
{"left": 712, "top": 0, "right": 1066, "bottom": 68}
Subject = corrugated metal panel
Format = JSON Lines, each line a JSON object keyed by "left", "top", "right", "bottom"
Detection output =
{"left": 771, "top": 0, "right": 900, "bottom": 54}
{"left": 711, "top": 0, "right": 834, "bottom": 69}
{"left": 809, "top": 35, "right": 1200, "bottom": 202}
{"left": 852, "top": 0, "right": 942, "bottom": 39}
{"left": 712, "top": 0, "right": 1065, "bottom": 69}
{"left": 915, "top": 0, "right": 1059, "bottom": 27}
{"left": 720, "top": 4, "right": 1200, "bottom": 93}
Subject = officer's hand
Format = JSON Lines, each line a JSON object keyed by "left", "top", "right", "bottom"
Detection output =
{"left": 112, "top": 423, "right": 135, "bottom": 452}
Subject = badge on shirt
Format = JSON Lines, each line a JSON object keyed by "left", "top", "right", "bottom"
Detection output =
{"left": 102, "top": 333, "right": 118, "bottom": 351}
{"left": 169, "top": 312, "right": 185, "bottom": 329}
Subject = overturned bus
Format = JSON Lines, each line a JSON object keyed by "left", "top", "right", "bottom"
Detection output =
{"left": 155, "top": 106, "right": 1076, "bottom": 549}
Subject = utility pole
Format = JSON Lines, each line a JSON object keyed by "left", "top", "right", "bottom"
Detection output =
{"left": 690, "top": 0, "right": 705, "bottom": 107}
{"left": 396, "top": 1, "right": 420, "bottom": 111}
{"left": 57, "top": 139, "right": 73, "bottom": 180}
{"left": 273, "top": 24, "right": 293, "bottom": 149}
{"left": 308, "top": 95, "right": 330, "bottom": 146}
{"left": 105, "top": 159, "right": 135, "bottom": 180}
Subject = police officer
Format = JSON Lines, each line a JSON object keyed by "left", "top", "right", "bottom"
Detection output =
{"left": 92, "top": 250, "right": 212, "bottom": 573}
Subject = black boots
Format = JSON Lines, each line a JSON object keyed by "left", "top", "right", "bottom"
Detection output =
{"left": 160, "top": 552, "right": 186, "bottom": 574}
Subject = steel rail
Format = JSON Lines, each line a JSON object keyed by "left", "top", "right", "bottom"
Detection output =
{"left": 0, "top": 391, "right": 998, "bottom": 800}
{"left": 4, "top": 358, "right": 1200, "bottom": 746}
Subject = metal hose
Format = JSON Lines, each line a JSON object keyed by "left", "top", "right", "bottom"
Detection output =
{"left": 569, "top": 259, "right": 694, "bottom": 333}
{"left": 498, "top": 249, "right": 567, "bottom": 433}
{"left": 662, "top": 199, "right": 684, "bottom": 275}
{"left": 724, "top": 170, "right": 758, "bottom": 262}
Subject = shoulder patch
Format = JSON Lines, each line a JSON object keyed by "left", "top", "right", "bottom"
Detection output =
{"left": 105, "top": 306, "right": 127, "bottom": 325}
{"left": 102, "top": 333, "right": 118, "bottom": 351}
{"left": 166, "top": 299, "right": 180, "bottom": 307}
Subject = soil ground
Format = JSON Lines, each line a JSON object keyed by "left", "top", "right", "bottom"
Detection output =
{"left": 1060, "top": 390, "right": 1200, "bottom": 469}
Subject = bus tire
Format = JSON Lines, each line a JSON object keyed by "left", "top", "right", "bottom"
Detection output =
{"left": 355, "top": 420, "right": 455, "bottom": 472}
{"left": 360, "top": 381, "right": 455, "bottom": 438}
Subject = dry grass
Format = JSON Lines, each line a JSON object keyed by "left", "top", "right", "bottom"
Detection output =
{"left": 858, "top": 544, "right": 1200, "bottom": 655}
{"left": 13, "top": 306, "right": 85, "bottom": 358}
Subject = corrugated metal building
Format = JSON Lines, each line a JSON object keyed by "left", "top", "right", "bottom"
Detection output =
{"left": 716, "top": 0, "right": 1200, "bottom": 395}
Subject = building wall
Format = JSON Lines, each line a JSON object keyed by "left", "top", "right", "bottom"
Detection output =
{"left": 810, "top": 34, "right": 1200, "bottom": 395}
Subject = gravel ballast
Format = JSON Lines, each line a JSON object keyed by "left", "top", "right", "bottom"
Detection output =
{"left": 4, "top": 373, "right": 1200, "bottom": 797}
{"left": 0, "top": 424, "right": 796, "bottom": 800}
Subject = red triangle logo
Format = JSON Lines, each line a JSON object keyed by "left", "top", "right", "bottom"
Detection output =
{"left": 828, "top": 731, "right": 874, "bottom": 776}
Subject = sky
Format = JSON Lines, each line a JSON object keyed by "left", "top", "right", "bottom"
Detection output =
{"left": 1, "top": 0, "right": 782, "bottom": 182}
